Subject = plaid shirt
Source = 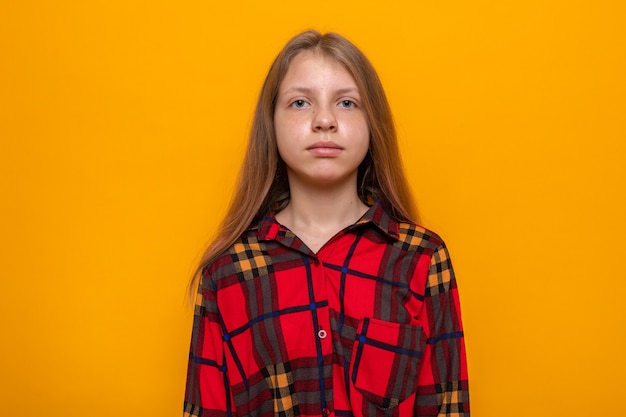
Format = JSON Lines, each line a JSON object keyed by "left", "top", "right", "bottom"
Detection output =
{"left": 184, "top": 202, "right": 469, "bottom": 417}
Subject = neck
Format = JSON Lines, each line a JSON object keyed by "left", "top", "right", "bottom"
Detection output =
{"left": 275, "top": 176, "right": 369, "bottom": 235}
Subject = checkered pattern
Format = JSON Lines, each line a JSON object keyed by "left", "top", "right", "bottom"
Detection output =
{"left": 261, "top": 362, "right": 300, "bottom": 416}
{"left": 184, "top": 201, "right": 469, "bottom": 416}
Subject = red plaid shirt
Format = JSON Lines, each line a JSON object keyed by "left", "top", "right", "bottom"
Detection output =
{"left": 184, "top": 202, "right": 469, "bottom": 417}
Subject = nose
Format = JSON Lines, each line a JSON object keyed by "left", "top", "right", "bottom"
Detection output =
{"left": 312, "top": 105, "right": 337, "bottom": 132}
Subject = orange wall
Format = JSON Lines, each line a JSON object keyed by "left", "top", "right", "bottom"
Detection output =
{"left": 1, "top": 1, "right": 625, "bottom": 416}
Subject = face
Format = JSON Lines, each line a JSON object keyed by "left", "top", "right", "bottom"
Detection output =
{"left": 274, "top": 51, "right": 370, "bottom": 189}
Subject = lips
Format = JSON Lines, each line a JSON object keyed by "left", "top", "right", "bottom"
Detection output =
{"left": 306, "top": 141, "right": 344, "bottom": 157}
{"left": 307, "top": 141, "right": 344, "bottom": 150}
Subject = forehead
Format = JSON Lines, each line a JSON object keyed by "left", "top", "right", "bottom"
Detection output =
{"left": 279, "top": 51, "right": 358, "bottom": 91}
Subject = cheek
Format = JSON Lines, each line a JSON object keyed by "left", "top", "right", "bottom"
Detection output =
{"left": 274, "top": 117, "right": 309, "bottom": 159}
{"left": 273, "top": 117, "right": 288, "bottom": 152}
{"left": 274, "top": 131, "right": 295, "bottom": 164}
{"left": 350, "top": 113, "right": 369, "bottom": 136}
{"left": 274, "top": 115, "right": 302, "bottom": 140}
{"left": 354, "top": 118, "right": 370, "bottom": 150}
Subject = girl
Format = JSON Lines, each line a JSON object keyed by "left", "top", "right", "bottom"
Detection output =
{"left": 184, "top": 31, "right": 469, "bottom": 417}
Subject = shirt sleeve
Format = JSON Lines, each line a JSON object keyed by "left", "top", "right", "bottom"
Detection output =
{"left": 414, "top": 242, "right": 470, "bottom": 416}
{"left": 184, "top": 273, "right": 236, "bottom": 417}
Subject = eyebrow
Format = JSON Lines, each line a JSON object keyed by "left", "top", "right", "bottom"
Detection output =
{"left": 280, "top": 86, "right": 360, "bottom": 96}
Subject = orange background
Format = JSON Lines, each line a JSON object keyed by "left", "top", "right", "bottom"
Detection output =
{"left": 1, "top": 1, "right": 625, "bottom": 416}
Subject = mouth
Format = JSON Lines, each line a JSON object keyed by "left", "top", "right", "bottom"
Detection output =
{"left": 306, "top": 142, "right": 344, "bottom": 157}
{"left": 306, "top": 141, "right": 344, "bottom": 151}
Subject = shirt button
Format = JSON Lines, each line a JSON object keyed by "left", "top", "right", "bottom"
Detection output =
{"left": 317, "top": 329, "right": 327, "bottom": 339}
{"left": 322, "top": 407, "right": 332, "bottom": 416}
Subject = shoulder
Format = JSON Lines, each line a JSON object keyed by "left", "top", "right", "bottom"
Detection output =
{"left": 201, "top": 228, "right": 275, "bottom": 284}
{"left": 204, "top": 228, "right": 262, "bottom": 266}
{"left": 394, "top": 221, "right": 446, "bottom": 254}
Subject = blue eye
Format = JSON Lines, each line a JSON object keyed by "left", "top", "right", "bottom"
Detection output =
{"left": 339, "top": 100, "right": 356, "bottom": 108}
{"left": 291, "top": 99, "right": 307, "bottom": 108}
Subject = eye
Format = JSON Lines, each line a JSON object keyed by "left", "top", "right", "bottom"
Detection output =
{"left": 339, "top": 100, "right": 356, "bottom": 108}
{"left": 291, "top": 99, "right": 308, "bottom": 108}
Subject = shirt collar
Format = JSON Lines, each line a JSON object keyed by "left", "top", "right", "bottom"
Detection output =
{"left": 255, "top": 201, "right": 400, "bottom": 242}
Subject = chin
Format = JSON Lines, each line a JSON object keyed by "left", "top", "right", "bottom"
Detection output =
{"left": 307, "top": 173, "right": 354, "bottom": 187}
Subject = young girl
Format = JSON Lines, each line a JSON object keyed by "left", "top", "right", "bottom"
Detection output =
{"left": 184, "top": 31, "right": 469, "bottom": 417}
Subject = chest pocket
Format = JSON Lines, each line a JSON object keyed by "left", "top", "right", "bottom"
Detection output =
{"left": 350, "top": 317, "right": 426, "bottom": 411}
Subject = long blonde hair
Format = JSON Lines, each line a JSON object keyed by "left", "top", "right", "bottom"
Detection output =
{"left": 190, "top": 30, "right": 417, "bottom": 294}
